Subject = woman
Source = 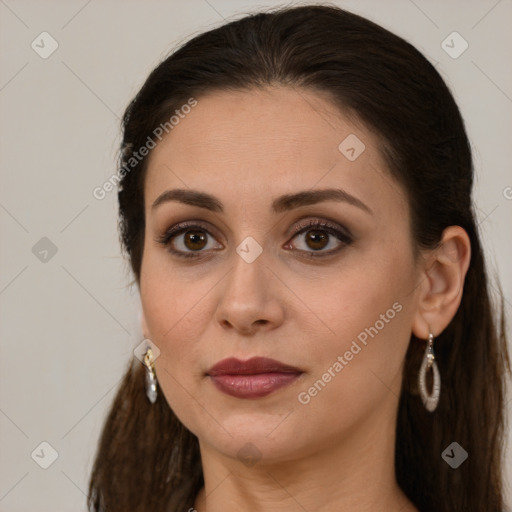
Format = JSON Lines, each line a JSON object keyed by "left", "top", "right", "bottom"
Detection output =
{"left": 88, "top": 4, "right": 511, "bottom": 511}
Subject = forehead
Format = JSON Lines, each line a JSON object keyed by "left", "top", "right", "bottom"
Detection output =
{"left": 149, "top": 86, "right": 373, "bottom": 163}
{"left": 144, "top": 86, "right": 406, "bottom": 218}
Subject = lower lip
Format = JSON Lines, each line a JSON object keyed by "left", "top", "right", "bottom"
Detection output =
{"left": 209, "top": 372, "right": 301, "bottom": 399}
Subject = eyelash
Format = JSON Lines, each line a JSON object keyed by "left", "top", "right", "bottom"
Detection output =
{"left": 156, "top": 219, "right": 353, "bottom": 260}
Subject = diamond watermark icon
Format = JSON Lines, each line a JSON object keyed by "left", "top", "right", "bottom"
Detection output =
{"left": 338, "top": 134, "right": 365, "bottom": 161}
{"left": 134, "top": 338, "right": 160, "bottom": 364}
{"left": 237, "top": 442, "right": 262, "bottom": 467}
{"left": 441, "top": 441, "right": 468, "bottom": 469}
{"left": 32, "top": 237, "right": 58, "bottom": 263}
{"left": 31, "top": 441, "right": 59, "bottom": 469}
{"left": 236, "top": 236, "right": 263, "bottom": 263}
{"left": 31, "top": 32, "right": 59, "bottom": 59}
{"left": 441, "top": 32, "right": 468, "bottom": 59}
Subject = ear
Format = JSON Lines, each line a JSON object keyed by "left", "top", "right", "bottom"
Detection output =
{"left": 412, "top": 226, "right": 471, "bottom": 339}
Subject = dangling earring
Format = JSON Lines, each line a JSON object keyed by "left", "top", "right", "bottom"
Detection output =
{"left": 143, "top": 347, "right": 158, "bottom": 404}
{"left": 418, "top": 332, "right": 441, "bottom": 412}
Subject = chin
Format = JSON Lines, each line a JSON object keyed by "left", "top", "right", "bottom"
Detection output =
{"left": 196, "top": 415, "right": 309, "bottom": 465}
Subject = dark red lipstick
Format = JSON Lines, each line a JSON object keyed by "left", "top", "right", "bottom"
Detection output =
{"left": 207, "top": 357, "right": 303, "bottom": 399}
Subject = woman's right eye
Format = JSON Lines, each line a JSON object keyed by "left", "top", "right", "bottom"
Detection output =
{"left": 156, "top": 222, "right": 223, "bottom": 259}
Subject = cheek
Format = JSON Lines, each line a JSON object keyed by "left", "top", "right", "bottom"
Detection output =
{"left": 292, "top": 289, "right": 412, "bottom": 437}
{"left": 304, "top": 243, "right": 416, "bottom": 387}
{"left": 140, "top": 244, "right": 207, "bottom": 338}
{"left": 140, "top": 252, "right": 214, "bottom": 409}
{"left": 141, "top": 275, "right": 211, "bottom": 433}
{"left": 141, "top": 274, "right": 209, "bottom": 363}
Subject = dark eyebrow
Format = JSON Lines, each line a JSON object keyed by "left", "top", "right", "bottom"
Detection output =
{"left": 151, "top": 188, "right": 373, "bottom": 215}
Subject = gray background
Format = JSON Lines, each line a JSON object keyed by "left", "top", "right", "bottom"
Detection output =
{"left": 1, "top": 0, "right": 511, "bottom": 510}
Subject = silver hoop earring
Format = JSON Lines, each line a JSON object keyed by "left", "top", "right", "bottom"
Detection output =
{"left": 418, "top": 333, "right": 441, "bottom": 412}
{"left": 143, "top": 347, "right": 158, "bottom": 404}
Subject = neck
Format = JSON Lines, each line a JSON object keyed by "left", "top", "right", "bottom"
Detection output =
{"left": 193, "top": 401, "right": 418, "bottom": 512}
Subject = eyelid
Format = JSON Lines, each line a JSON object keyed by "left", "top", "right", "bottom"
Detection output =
{"left": 288, "top": 217, "right": 353, "bottom": 239}
{"left": 156, "top": 220, "right": 220, "bottom": 247}
{"left": 285, "top": 218, "right": 353, "bottom": 257}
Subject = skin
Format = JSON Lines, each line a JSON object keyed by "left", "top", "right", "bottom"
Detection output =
{"left": 139, "top": 86, "right": 471, "bottom": 511}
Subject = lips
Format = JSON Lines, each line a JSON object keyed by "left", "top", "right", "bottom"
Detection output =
{"left": 207, "top": 357, "right": 302, "bottom": 376}
{"left": 206, "top": 357, "right": 303, "bottom": 399}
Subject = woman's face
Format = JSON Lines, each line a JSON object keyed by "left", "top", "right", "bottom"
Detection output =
{"left": 140, "top": 86, "right": 422, "bottom": 465}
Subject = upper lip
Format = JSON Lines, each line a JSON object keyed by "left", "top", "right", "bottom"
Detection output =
{"left": 207, "top": 357, "right": 302, "bottom": 376}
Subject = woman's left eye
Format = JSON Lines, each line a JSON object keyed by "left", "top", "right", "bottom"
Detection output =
{"left": 286, "top": 220, "right": 353, "bottom": 258}
{"left": 156, "top": 219, "right": 352, "bottom": 259}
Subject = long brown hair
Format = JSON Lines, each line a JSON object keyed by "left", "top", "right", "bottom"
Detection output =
{"left": 88, "top": 5, "right": 511, "bottom": 511}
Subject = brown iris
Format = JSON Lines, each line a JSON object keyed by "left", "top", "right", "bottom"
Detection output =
{"left": 184, "top": 230, "right": 207, "bottom": 251}
{"left": 305, "top": 230, "right": 329, "bottom": 250}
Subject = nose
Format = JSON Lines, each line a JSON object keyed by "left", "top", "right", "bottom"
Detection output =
{"left": 214, "top": 249, "right": 285, "bottom": 336}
